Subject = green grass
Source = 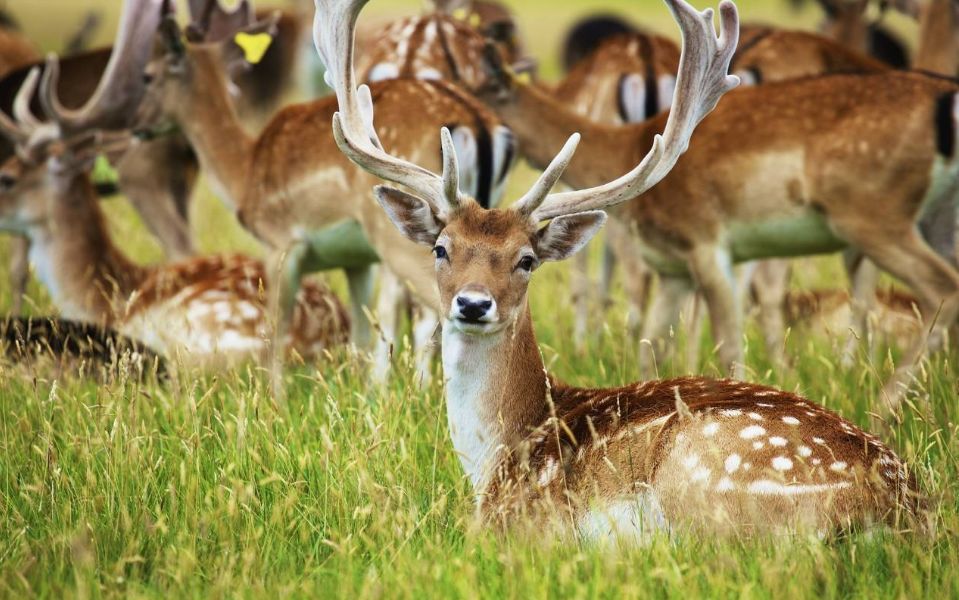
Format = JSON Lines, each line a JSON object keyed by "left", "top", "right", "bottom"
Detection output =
{"left": 1, "top": 0, "right": 958, "bottom": 597}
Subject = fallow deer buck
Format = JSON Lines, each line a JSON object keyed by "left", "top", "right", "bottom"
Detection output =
{"left": 316, "top": 0, "right": 922, "bottom": 539}
{"left": 1, "top": 0, "right": 202, "bottom": 317}
{"left": 0, "top": 70, "right": 349, "bottom": 367}
{"left": 461, "top": 1, "right": 959, "bottom": 410}
{"left": 135, "top": 6, "right": 516, "bottom": 380}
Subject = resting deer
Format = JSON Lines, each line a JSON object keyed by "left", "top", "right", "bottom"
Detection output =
{"left": 456, "top": 0, "right": 959, "bottom": 411}
{"left": 0, "top": 70, "right": 349, "bottom": 367}
{"left": 1, "top": 0, "right": 202, "bottom": 317}
{"left": 316, "top": 0, "right": 922, "bottom": 539}
{"left": 134, "top": 5, "right": 515, "bottom": 380}
{"left": 358, "top": 0, "right": 525, "bottom": 85}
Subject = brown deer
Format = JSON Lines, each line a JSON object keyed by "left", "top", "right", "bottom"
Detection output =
{"left": 357, "top": 0, "right": 527, "bottom": 87}
{"left": 1, "top": 0, "right": 202, "bottom": 317}
{"left": 800, "top": 0, "right": 916, "bottom": 67}
{"left": 554, "top": 23, "right": 891, "bottom": 361}
{"left": 133, "top": 7, "right": 516, "bottom": 380}
{"left": 914, "top": 0, "right": 959, "bottom": 76}
{"left": 316, "top": 0, "right": 922, "bottom": 539}
{"left": 0, "top": 71, "right": 349, "bottom": 367}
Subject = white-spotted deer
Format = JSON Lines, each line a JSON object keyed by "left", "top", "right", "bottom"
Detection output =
{"left": 358, "top": 0, "right": 525, "bottom": 86}
{"left": 0, "top": 70, "right": 349, "bottom": 367}
{"left": 556, "top": 23, "right": 890, "bottom": 359}
{"left": 461, "top": 0, "right": 959, "bottom": 411}
{"left": 1, "top": 0, "right": 203, "bottom": 317}
{"left": 134, "top": 6, "right": 515, "bottom": 381}
{"left": 316, "top": 0, "right": 922, "bottom": 539}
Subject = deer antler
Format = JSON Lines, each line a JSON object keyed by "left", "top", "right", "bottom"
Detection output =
{"left": 523, "top": 0, "right": 740, "bottom": 221}
{"left": 313, "top": 0, "right": 463, "bottom": 217}
{"left": 0, "top": 68, "right": 43, "bottom": 146}
{"left": 187, "top": 0, "right": 254, "bottom": 42}
{"left": 38, "top": 0, "right": 171, "bottom": 136}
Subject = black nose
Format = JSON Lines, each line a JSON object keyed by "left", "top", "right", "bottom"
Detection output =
{"left": 456, "top": 296, "right": 492, "bottom": 321}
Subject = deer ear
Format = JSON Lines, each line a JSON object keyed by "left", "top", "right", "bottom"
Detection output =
{"left": 535, "top": 211, "right": 607, "bottom": 262}
{"left": 374, "top": 185, "right": 444, "bottom": 246}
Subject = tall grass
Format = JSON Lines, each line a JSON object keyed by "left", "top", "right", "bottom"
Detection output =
{"left": 1, "top": 0, "right": 957, "bottom": 597}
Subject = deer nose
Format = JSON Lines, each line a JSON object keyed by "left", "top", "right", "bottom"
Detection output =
{"left": 454, "top": 291, "right": 494, "bottom": 322}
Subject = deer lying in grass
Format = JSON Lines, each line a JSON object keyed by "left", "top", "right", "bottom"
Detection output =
{"left": 358, "top": 0, "right": 525, "bottom": 85}
{"left": 1, "top": 316, "right": 166, "bottom": 381}
{"left": 0, "top": 70, "right": 349, "bottom": 367}
{"left": 462, "top": 0, "right": 959, "bottom": 410}
{"left": 134, "top": 7, "right": 515, "bottom": 380}
{"left": 316, "top": 0, "right": 922, "bottom": 539}
{"left": 1, "top": 0, "right": 202, "bottom": 317}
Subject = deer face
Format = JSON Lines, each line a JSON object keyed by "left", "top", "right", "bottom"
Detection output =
{"left": 0, "top": 153, "right": 53, "bottom": 234}
{"left": 375, "top": 187, "right": 605, "bottom": 335}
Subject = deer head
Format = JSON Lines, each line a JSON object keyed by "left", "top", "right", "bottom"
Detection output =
{"left": 136, "top": 3, "right": 278, "bottom": 135}
{"left": 0, "top": 68, "right": 128, "bottom": 234}
{"left": 314, "top": 0, "right": 738, "bottom": 330}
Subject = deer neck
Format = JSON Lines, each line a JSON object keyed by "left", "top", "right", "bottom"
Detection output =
{"left": 441, "top": 300, "right": 552, "bottom": 491}
{"left": 492, "top": 82, "right": 644, "bottom": 190}
{"left": 825, "top": 7, "right": 869, "bottom": 54}
{"left": 28, "top": 172, "right": 148, "bottom": 324}
{"left": 915, "top": 0, "right": 959, "bottom": 75}
{"left": 173, "top": 60, "right": 254, "bottom": 212}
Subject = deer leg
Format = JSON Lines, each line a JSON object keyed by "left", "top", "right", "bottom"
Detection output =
{"left": 572, "top": 246, "right": 591, "bottom": 352}
{"left": 687, "top": 245, "right": 743, "bottom": 378}
{"left": 606, "top": 218, "right": 650, "bottom": 333}
{"left": 412, "top": 304, "right": 439, "bottom": 386}
{"left": 841, "top": 251, "right": 880, "bottom": 367}
{"left": 7, "top": 236, "right": 29, "bottom": 315}
{"left": 267, "top": 240, "right": 309, "bottom": 398}
{"left": 345, "top": 265, "right": 375, "bottom": 348}
{"left": 640, "top": 275, "right": 695, "bottom": 378}
{"left": 855, "top": 231, "right": 959, "bottom": 412}
{"left": 371, "top": 267, "right": 403, "bottom": 383}
{"left": 750, "top": 259, "right": 792, "bottom": 367}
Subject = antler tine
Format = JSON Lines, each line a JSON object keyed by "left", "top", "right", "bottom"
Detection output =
{"left": 530, "top": 0, "right": 740, "bottom": 222}
{"left": 12, "top": 67, "right": 42, "bottom": 133}
{"left": 315, "top": 0, "right": 460, "bottom": 216}
{"left": 39, "top": 0, "right": 168, "bottom": 135}
{"left": 0, "top": 68, "right": 42, "bottom": 145}
{"left": 514, "top": 133, "right": 580, "bottom": 218}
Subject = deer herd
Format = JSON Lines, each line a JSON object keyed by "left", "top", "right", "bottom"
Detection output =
{"left": 0, "top": 0, "right": 951, "bottom": 542}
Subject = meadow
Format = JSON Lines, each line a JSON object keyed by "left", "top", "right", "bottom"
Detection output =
{"left": 0, "top": 0, "right": 957, "bottom": 597}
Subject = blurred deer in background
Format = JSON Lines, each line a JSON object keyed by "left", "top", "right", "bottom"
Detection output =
{"left": 316, "top": 0, "right": 923, "bottom": 541}
{"left": 0, "top": 68, "right": 349, "bottom": 367}
{"left": 461, "top": 0, "right": 959, "bottom": 412}
{"left": 136, "top": 0, "right": 515, "bottom": 382}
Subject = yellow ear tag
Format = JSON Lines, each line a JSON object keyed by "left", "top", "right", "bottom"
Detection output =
{"left": 468, "top": 13, "right": 481, "bottom": 27}
{"left": 515, "top": 71, "right": 532, "bottom": 85}
{"left": 234, "top": 31, "right": 273, "bottom": 65}
{"left": 451, "top": 8, "right": 468, "bottom": 20}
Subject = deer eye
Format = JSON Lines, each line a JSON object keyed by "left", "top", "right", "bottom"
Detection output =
{"left": 0, "top": 173, "right": 16, "bottom": 191}
{"left": 433, "top": 245, "right": 448, "bottom": 260}
{"left": 516, "top": 255, "right": 536, "bottom": 272}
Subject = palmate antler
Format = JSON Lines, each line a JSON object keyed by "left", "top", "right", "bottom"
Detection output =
{"left": 37, "top": 0, "right": 172, "bottom": 137}
{"left": 314, "top": 0, "right": 464, "bottom": 217}
{"left": 314, "top": 0, "right": 739, "bottom": 222}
